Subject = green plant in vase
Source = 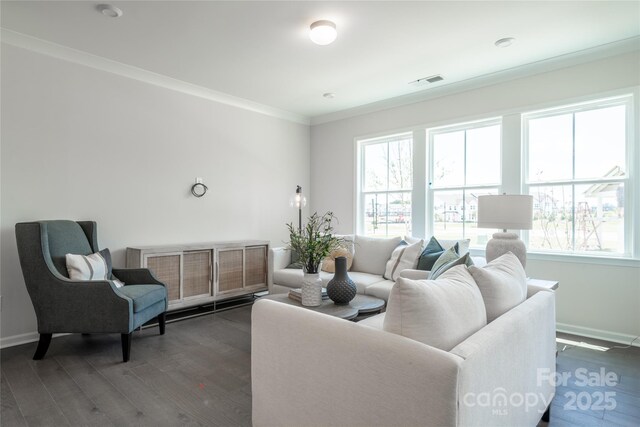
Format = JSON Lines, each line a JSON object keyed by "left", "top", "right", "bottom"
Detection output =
{"left": 286, "top": 211, "right": 342, "bottom": 274}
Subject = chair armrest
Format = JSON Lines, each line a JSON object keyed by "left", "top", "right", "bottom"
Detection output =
{"left": 37, "top": 279, "right": 133, "bottom": 333}
{"left": 398, "top": 269, "right": 429, "bottom": 280}
{"left": 112, "top": 268, "right": 165, "bottom": 286}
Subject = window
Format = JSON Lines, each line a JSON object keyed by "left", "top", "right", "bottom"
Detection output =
{"left": 358, "top": 133, "right": 413, "bottom": 236}
{"left": 523, "top": 96, "right": 631, "bottom": 255}
{"left": 428, "top": 120, "right": 501, "bottom": 246}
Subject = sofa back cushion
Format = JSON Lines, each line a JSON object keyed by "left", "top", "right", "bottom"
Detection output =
{"left": 468, "top": 252, "right": 527, "bottom": 322}
{"left": 351, "top": 235, "right": 402, "bottom": 275}
{"left": 383, "top": 265, "right": 487, "bottom": 351}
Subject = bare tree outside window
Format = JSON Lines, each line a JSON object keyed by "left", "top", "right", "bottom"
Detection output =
{"left": 525, "top": 101, "right": 627, "bottom": 254}
{"left": 361, "top": 136, "right": 412, "bottom": 237}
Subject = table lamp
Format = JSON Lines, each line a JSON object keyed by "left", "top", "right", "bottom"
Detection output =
{"left": 477, "top": 194, "right": 533, "bottom": 267}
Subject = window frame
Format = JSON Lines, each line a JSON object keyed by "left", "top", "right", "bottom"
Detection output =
{"left": 426, "top": 118, "right": 502, "bottom": 245}
{"left": 522, "top": 94, "right": 634, "bottom": 257}
{"left": 356, "top": 132, "right": 414, "bottom": 237}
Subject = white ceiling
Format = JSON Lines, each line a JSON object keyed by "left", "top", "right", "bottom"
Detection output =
{"left": 2, "top": 1, "right": 639, "bottom": 120}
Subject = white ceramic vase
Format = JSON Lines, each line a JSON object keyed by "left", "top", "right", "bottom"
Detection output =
{"left": 301, "top": 273, "right": 322, "bottom": 306}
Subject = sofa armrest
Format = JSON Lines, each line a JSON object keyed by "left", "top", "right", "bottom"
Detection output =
{"left": 450, "top": 291, "right": 556, "bottom": 426}
{"left": 398, "top": 269, "right": 429, "bottom": 280}
{"left": 268, "top": 247, "right": 291, "bottom": 292}
{"left": 270, "top": 247, "right": 291, "bottom": 270}
{"left": 527, "top": 284, "right": 553, "bottom": 298}
{"left": 252, "top": 299, "right": 463, "bottom": 427}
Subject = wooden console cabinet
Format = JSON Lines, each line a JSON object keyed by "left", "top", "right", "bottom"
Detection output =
{"left": 126, "top": 240, "right": 269, "bottom": 311}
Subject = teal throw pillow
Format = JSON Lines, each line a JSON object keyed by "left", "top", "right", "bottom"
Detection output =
{"left": 417, "top": 237, "right": 458, "bottom": 271}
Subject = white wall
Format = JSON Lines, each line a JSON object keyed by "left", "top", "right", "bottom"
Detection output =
{"left": 0, "top": 44, "right": 310, "bottom": 345}
{"left": 310, "top": 51, "right": 640, "bottom": 343}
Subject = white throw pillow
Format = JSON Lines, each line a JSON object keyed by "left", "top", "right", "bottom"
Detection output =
{"left": 468, "top": 252, "right": 527, "bottom": 322}
{"left": 351, "top": 235, "right": 402, "bottom": 275}
{"left": 383, "top": 239, "right": 423, "bottom": 281}
{"left": 403, "top": 235, "right": 422, "bottom": 246}
{"left": 383, "top": 265, "right": 487, "bottom": 351}
{"left": 66, "top": 251, "right": 124, "bottom": 288}
{"left": 438, "top": 238, "right": 471, "bottom": 255}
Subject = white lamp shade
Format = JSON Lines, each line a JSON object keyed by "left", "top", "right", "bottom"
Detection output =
{"left": 477, "top": 195, "right": 533, "bottom": 230}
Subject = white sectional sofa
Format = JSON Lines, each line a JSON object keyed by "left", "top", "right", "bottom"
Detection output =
{"left": 252, "top": 277, "right": 556, "bottom": 426}
{"left": 269, "top": 235, "right": 481, "bottom": 301}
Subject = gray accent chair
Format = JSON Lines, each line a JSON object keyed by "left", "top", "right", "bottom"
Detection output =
{"left": 15, "top": 220, "right": 168, "bottom": 362}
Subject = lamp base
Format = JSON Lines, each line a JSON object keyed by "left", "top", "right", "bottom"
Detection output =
{"left": 485, "top": 232, "right": 527, "bottom": 268}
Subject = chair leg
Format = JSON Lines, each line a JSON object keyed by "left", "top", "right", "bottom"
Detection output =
{"left": 158, "top": 312, "right": 166, "bottom": 335}
{"left": 33, "top": 333, "right": 52, "bottom": 360}
{"left": 121, "top": 333, "right": 132, "bottom": 363}
{"left": 542, "top": 405, "right": 551, "bottom": 422}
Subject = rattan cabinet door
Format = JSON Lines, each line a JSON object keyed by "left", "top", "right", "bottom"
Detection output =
{"left": 217, "top": 248, "right": 244, "bottom": 294}
{"left": 145, "top": 253, "right": 181, "bottom": 302}
{"left": 183, "top": 250, "right": 211, "bottom": 298}
{"left": 245, "top": 246, "right": 267, "bottom": 288}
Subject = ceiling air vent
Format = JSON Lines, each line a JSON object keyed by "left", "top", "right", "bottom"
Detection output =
{"left": 409, "top": 74, "right": 444, "bottom": 87}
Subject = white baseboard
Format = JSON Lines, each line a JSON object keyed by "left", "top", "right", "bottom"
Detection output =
{"left": 2, "top": 323, "right": 638, "bottom": 349}
{"left": 0, "top": 331, "right": 69, "bottom": 349}
{"left": 557, "top": 322, "right": 640, "bottom": 347}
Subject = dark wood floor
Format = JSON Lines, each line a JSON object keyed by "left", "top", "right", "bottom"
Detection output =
{"left": 1, "top": 305, "right": 639, "bottom": 426}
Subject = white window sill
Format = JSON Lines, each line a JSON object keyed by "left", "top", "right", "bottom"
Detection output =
{"left": 469, "top": 248, "right": 640, "bottom": 268}
{"left": 527, "top": 251, "right": 640, "bottom": 268}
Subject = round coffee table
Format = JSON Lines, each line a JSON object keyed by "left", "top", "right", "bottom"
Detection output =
{"left": 261, "top": 293, "right": 385, "bottom": 321}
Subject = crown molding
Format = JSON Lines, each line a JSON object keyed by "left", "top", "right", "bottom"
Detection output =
{"left": 310, "top": 36, "right": 640, "bottom": 126}
{"left": 3, "top": 28, "right": 638, "bottom": 128}
{"left": 0, "top": 28, "right": 310, "bottom": 125}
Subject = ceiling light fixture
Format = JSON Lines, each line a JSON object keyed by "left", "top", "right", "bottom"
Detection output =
{"left": 495, "top": 37, "right": 515, "bottom": 48}
{"left": 310, "top": 20, "right": 337, "bottom": 45}
{"left": 323, "top": 92, "right": 335, "bottom": 99}
{"left": 97, "top": 4, "right": 123, "bottom": 18}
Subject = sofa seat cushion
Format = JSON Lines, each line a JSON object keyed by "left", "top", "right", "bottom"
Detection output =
{"left": 346, "top": 272, "right": 387, "bottom": 294}
{"left": 383, "top": 265, "right": 487, "bottom": 351}
{"left": 273, "top": 269, "right": 304, "bottom": 288}
{"left": 117, "top": 285, "right": 167, "bottom": 313}
{"left": 351, "top": 235, "right": 402, "bottom": 275}
{"left": 273, "top": 269, "right": 383, "bottom": 294}
{"left": 273, "top": 269, "right": 334, "bottom": 288}
{"left": 468, "top": 252, "right": 527, "bottom": 323}
{"left": 364, "top": 280, "right": 395, "bottom": 301}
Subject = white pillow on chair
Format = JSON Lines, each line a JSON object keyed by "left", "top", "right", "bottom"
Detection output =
{"left": 66, "top": 249, "right": 124, "bottom": 288}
